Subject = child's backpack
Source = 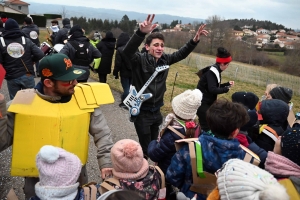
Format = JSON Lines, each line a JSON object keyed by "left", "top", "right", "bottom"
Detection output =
{"left": 100, "top": 165, "right": 165, "bottom": 200}
{"left": 69, "top": 41, "right": 90, "bottom": 66}
{"left": 259, "top": 124, "right": 279, "bottom": 142}
{"left": 278, "top": 178, "right": 300, "bottom": 200}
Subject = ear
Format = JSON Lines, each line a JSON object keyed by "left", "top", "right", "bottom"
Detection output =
{"left": 230, "top": 128, "right": 239, "bottom": 138}
{"left": 43, "top": 79, "right": 54, "bottom": 88}
{"left": 145, "top": 44, "right": 150, "bottom": 51}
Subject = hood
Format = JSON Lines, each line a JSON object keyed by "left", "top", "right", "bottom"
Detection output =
{"left": 260, "top": 99, "right": 289, "bottom": 126}
{"left": 116, "top": 32, "right": 130, "bottom": 48}
{"left": 102, "top": 38, "right": 116, "bottom": 49}
{"left": 232, "top": 91, "right": 259, "bottom": 110}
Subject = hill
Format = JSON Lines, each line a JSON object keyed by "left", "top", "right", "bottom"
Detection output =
{"left": 27, "top": 2, "right": 205, "bottom": 24}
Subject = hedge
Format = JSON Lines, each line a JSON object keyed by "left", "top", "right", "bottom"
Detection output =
{"left": 43, "top": 14, "right": 62, "bottom": 19}
{"left": 0, "top": 12, "right": 46, "bottom": 27}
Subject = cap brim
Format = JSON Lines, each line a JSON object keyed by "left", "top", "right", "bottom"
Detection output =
{"left": 54, "top": 68, "right": 86, "bottom": 81}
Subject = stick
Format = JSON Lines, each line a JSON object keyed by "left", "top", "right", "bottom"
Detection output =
{"left": 170, "top": 72, "right": 178, "bottom": 102}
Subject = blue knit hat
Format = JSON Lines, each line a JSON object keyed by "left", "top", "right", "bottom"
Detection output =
{"left": 5, "top": 18, "right": 19, "bottom": 30}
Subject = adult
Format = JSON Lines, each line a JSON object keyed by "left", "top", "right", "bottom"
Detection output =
{"left": 122, "top": 14, "right": 208, "bottom": 158}
{"left": 54, "top": 18, "right": 71, "bottom": 45}
{"left": 60, "top": 25, "right": 101, "bottom": 82}
{"left": 0, "top": 13, "right": 7, "bottom": 27}
{"left": 113, "top": 32, "right": 132, "bottom": 108}
{"left": 21, "top": 16, "right": 41, "bottom": 77}
{"left": 49, "top": 19, "right": 60, "bottom": 44}
{"left": 196, "top": 47, "right": 234, "bottom": 131}
{"left": 0, "top": 53, "right": 114, "bottom": 199}
{"left": 96, "top": 31, "right": 116, "bottom": 83}
{"left": 0, "top": 18, "right": 44, "bottom": 99}
{"left": 89, "top": 31, "right": 102, "bottom": 71}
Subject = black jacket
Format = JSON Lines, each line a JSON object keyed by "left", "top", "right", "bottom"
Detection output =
{"left": 197, "top": 64, "right": 230, "bottom": 105}
{"left": 123, "top": 29, "right": 198, "bottom": 110}
{"left": 96, "top": 37, "right": 116, "bottom": 74}
{"left": 21, "top": 24, "right": 40, "bottom": 46}
{"left": 54, "top": 24, "right": 71, "bottom": 45}
{"left": 0, "top": 36, "right": 44, "bottom": 80}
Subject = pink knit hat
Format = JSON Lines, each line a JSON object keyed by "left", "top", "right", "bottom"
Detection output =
{"left": 36, "top": 145, "right": 82, "bottom": 187}
{"left": 111, "top": 139, "right": 149, "bottom": 180}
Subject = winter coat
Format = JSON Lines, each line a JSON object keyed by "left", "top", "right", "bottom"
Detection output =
{"left": 54, "top": 24, "right": 71, "bottom": 45}
{"left": 123, "top": 29, "right": 199, "bottom": 110}
{"left": 96, "top": 33, "right": 116, "bottom": 75}
{"left": 255, "top": 99, "right": 289, "bottom": 152}
{"left": 148, "top": 126, "right": 186, "bottom": 174}
{"left": 166, "top": 132, "right": 245, "bottom": 200}
{"left": 0, "top": 81, "right": 114, "bottom": 170}
{"left": 0, "top": 35, "right": 44, "bottom": 80}
{"left": 197, "top": 64, "right": 230, "bottom": 105}
{"left": 21, "top": 24, "right": 40, "bottom": 46}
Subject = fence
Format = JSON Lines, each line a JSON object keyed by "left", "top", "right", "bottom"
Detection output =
{"left": 164, "top": 47, "right": 300, "bottom": 95}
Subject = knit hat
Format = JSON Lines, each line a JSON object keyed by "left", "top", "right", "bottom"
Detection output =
{"left": 240, "top": 110, "right": 258, "bottom": 131}
{"left": 281, "top": 129, "right": 300, "bottom": 166}
{"left": 172, "top": 89, "right": 203, "bottom": 120}
{"left": 4, "top": 18, "right": 19, "bottom": 30}
{"left": 111, "top": 139, "right": 149, "bottom": 180}
{"left": 36, "top": 145, "right": 82, "bottom": 187}
{"left": 62, "top": 18, "right": 70, "bottom": 25}
{"left": 231, "top": 91, "right": 259, "bottom": 110}
{"left": 269, "top": 86, "right": 293, "bottom": 104}
{"left": 217, "top": 159, "right": 289, "bottom": 200}
{"left": 69, "top": 24, "right": 83, "bottom": 35}
{"left": 39, "top": 53, "right": 85, "bottom": 81}
{"left": 105, "top": 31, "right": 113, "bottom": 39}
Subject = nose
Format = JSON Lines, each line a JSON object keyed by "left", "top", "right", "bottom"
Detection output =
{"left": 73, "top": 79, "right": 78, "bottom": 85}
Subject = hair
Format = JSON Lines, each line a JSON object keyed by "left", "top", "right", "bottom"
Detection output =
{"left": 145, "top": 32, "right": 164, "bottom": 46}
{"left": 216, "top": 47, "right": 231, "bottom": 64}
{"left": 174, "top": 114, "right": 199, "bottom": 138}
{"left": 1, "top": 13, "right": 7, "bottom": 18}
{"left": 24, "top": 17, "right": 32, "bottom": 24}
{"left": 206, "top": 98, "right": 249, "bottom": 137}
{"left": 265, "top": 84, "right": 278, "bottom": 95}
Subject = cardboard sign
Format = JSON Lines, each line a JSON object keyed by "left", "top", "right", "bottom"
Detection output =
{"left": 0, "top": 64, "right": 5, "bottom": 89}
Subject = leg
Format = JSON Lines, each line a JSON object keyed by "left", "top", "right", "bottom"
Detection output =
{"left": 20, "top": 74, "right": 35, "bottom": 90}
{"left": 196, "top": 102, "right": 211, "bottom": 132}
{"left": 120, "top": 77, "right": 131, "bottom": 101}
{"left": 24, "top": 177, "right": 39, "bottom": 200}
{"left": 98, "top": 73, "right": 106, "bottom": 83}
{"left": 6, "top": 77, "right": 21, "bottom": 100}
{"left": 35, "top": 61, "right": 40, "bottom": 77}
{"left": 150, "top": 110, "right": 163, "bottom": 142}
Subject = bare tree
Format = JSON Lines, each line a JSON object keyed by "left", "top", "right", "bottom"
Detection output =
{"left": 60, "top": 6, "right": 68, "bottom": 18}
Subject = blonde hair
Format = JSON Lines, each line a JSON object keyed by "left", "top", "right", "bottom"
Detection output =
{"left": 265, "top": 84, "right": 278, "bottom": 99}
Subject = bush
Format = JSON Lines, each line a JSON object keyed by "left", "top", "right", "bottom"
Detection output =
{"left": 2, "top": 12, "right": 46, "bottom": 27}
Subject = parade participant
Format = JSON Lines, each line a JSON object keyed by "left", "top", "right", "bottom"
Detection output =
{"left": 49, "top": 19, "right": 60, "bottom": 43}
{"left": 54, "top": 18, "right": 71, "bottom": 45}
{"left": 122, "top": 14, "right": 208, "bottom": 157}
{"left": 0, "top": 18, "right": 44, "bottom": 99}
{"left": 196, "top": 47, "right": 234, "bottom": 132}
{"left": 0, "top": 53, "right": 114, "bottom": 199}
{"left": 96, "top": 31, "right": 116, "bottom": 83}
{"left": 22, "top": 16, "right": 41, "bottom": 77}
{"left": 60, "top": 25, "right": 101, "bottom": 82}
{"left": 0, "top": 13, "right": 7, "bottom": 26}
{"left": 89, "top": 31, "right": 102, "bottom": 71}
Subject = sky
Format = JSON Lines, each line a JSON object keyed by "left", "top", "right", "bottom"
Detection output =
{"left": 28, "top": 0, "right": 300, "bottom": 30}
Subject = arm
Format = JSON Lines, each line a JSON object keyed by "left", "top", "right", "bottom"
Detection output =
{"left": 0, "top": 94, "right": 14, "bottom": 152}
{"left": 113, "top": 49, "right": 121, "bottom": 77}
{"left": 91, "top": 45, "right": 101, "bottom": 59}
{"left": 59, "top": 43, "right": 70, "bottom": 56}
{"left": 29, "top": 40, "right": 44, "bottom": 62}
{"left": 89, "top": 107, "right": 114, "bottom": 177}
{"left": 206, "top": 71, "right": 229, "bottom": 94}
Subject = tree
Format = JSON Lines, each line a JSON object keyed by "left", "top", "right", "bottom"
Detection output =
{"left": 234, "top": 25, "right": 242, "bottom": 31}
{"left": 60, "top": 6, "right": 68, "bottom": 18}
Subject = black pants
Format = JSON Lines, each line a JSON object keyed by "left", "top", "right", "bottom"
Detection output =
{"left": 98, "top": 73, "right": 107, "bottom": 83}
{"left": 24, "top": 165, "right": 88, "bottom": 199}
{"left": 134, "top": 109, "right": 163, "bottom": 157}
{"left": 196, "top": 102, "right": 212, "bottom": 132}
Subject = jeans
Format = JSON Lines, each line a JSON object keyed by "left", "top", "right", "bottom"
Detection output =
{"left": 35, "top": 60, "right": 39, "bottom": 74}
{"left": 134, "top": 109, "right": 163, "bottom": 157}
{"left": 120, "top": 76, "right": 132, "bottom": 101}
{"left": 6, "top": 74, "right": 35, "bottom": 100}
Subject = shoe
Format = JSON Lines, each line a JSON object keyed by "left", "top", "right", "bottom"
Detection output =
{"left": 119, "top": 102, "right": 128, "bottom": 110}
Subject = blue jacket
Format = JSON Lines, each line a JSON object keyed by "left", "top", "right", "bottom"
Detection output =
{"left": 148, "top": 126, "right": 186, "bottom": 173}
{"left": 166, "top": 132, "right": 245, "bottom": 200}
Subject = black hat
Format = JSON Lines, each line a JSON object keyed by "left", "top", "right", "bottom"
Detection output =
{"left": 105, "top": 31, "right": 113, "bottom": 39}
{"left": 281, "top": 128, "right": 300, "bottom": 166}
{"left": 62, "top": 18, "right": 70, "bottom": 25}
{"left": 5, "top": 18, "right": 19, "bottom": 30}
{"left": 269, "top": 86, "right": 293, "bottom": 104}
{"left": 69, "top": 24, "right": 83, "bottom": 35}
{"left": 240, "top": 110, "right": 258, "bottom": 131}
{"left": 231, "top": 91, "right": 259, "bottom": 110}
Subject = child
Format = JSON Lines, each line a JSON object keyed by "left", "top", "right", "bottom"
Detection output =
{"left": 264, "top": 83, "right": 278, "bottom": 100}
{"left": 148, "top": 89, "right": 202, "bottom": 174}
{"left": 166, "top": 99, "right": 249, "bottom": 200}
{"left": 207, "top": 159, "right": 289, "bottom": 200}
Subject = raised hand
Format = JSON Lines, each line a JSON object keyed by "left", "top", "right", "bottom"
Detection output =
{"left": 139, "top": 14, "right": 157, "bottom": 34}
{"left": 193, "top": 24, "right": 208, "bottom": 42}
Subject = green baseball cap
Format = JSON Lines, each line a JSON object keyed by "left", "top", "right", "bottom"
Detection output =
{"left": 39, "top": 53, "right": 85, "bottom": 81}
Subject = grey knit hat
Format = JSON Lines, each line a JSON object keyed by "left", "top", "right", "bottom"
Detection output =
{"left": 172, "top": 89, "right": 202, "bottom": 120}
{"left": 269, "top": 86, "right": 293, "bottom": 104}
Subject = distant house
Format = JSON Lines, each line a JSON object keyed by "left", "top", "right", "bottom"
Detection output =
{"left": 286, "top": 35, "right": 299, "bottom": 41}
{"left": 275, "top": 32, "right": 287, "bottom": 38}
{"left": 233, "top": 30, "right": 244, "bottom": 36}
{"left": 241, "top": 25, "right": 253, "bottom": 29}
{"left": 243, "top": 29, "right": 255, "bottom": 36}
{"left": 278, "top": 29, "right": 286, "bottom": 33}
{"left": 0, "top": 3, "right": 24, "bottom": 14}
{"left": 4, "top": 0, "right": 30, "bottom": 14}
{"left": 285, "top": 42, "right": 295, "bottom": 49}
{"left": 270, "top": 30, "right": 278, "bottom": 34}
{"left": 256, "top": 28, "right": 270, "bottom": 34}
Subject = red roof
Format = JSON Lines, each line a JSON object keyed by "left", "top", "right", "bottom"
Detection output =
{"left": 6, "top": 0, "right": 29, "bottom": 5}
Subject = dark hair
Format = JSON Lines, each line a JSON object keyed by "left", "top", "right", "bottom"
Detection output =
{"left": 145, "top": 32, "right": 164, "bottom": 46}
{"left": 24, "top": 17, "right": 32, "bottom": 24}
{"left": 206, "top": 98, "right": 249, "bottom": 137}
{"left": 216, "top": 47, "right": 231, "bottom": 58}
{"left": 1, "top": 13, "right": 7, "bottom": 18}
{"left": 105, "top": 190, "right": 142, "bottom": 200}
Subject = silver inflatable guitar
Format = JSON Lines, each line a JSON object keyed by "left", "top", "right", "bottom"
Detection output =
{"left": 123, "top": 65, "right": 169, "bottom": 116}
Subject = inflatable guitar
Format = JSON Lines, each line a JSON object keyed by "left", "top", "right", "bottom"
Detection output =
{"left": 123, "top": 65, "right": 169, "bottom": 116}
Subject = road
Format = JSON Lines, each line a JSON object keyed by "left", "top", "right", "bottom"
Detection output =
{"left": 0, "top": 77, "right": 138, "bottom": 199}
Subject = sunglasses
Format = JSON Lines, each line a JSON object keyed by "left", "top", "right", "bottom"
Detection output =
{"left": 51, "top": 79, "right": 76, "bottom": 86}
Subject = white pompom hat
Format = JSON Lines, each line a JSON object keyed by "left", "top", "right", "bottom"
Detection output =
{"left": 36, "top": 145, "right": 82, "bottom": 187}
{"left": 217, "top": 159, "right": 289, "bottom": 200}
{"left": 172, "top": 89, "right": 203, "bottom": 120}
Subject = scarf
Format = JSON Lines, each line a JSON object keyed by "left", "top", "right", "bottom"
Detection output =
{"left": 265, "top": 151, "right": 300, "bottom": 178}
{"left": 35, "top": 182, "right": 79, "bottom": 200}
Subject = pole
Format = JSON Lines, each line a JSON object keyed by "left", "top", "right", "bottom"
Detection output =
{"left": 170, "top": 72, "right": 178, "bottom": 102}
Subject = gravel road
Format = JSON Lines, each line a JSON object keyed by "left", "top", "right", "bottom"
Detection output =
{"left": 0, "top": 77, "right": 138, "bottom": 199}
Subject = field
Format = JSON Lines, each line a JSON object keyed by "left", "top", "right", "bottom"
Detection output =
{"left": 38, "top": 30, "right": 300, "bottom": 115}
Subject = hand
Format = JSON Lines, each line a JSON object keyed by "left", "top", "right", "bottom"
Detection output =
{"left": 0, "top": 93, "right": 4, "bottom": 101}
{"left": 139, "top": 14, "right": 157, "bottom": 34}
{"left": 193, "top": 24, "right": 208, "bottom": 42}
{"left": 229, "top": 81, "right": 235, "bottom": 86}
{"left": 101, "top": 168, "right": 113, "bottom": 180}
{"left": 273, "top": 136, "right": 282, "bottom": 155}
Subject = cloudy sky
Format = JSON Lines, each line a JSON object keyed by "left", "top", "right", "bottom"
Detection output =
{"left": 28, "top": 0, "right": 300, "bottom": 29}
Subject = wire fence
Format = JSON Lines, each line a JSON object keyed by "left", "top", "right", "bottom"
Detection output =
{"left": 164, "top": 47, "right": 300, "bottom": 95}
